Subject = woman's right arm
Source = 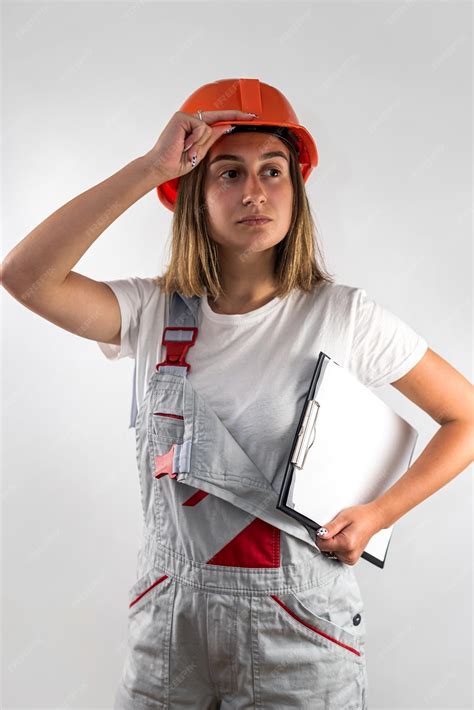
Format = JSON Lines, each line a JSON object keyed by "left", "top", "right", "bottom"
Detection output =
{"left": 0, "top": 109, "right": 255, "bottom": 346}
{"left": 0, "top": 155, "right": 164, "bottom": 345}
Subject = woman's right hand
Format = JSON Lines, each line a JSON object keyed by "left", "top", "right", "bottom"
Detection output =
{"left": 142, "top": 109, "right": 258, "bottom": 184}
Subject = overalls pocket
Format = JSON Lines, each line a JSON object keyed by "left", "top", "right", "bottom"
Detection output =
{"left": 151, "top": 412, "right": 185, "bottom": 443}
{"left": 121, "top": 570, "right": 175, "bottom": 703}
{"left": 128, "top": 570, "right": 171, "bottom": 614}
{"left": 255, "top": 577, "right": 366, "bottom": 708}
{"left": 149, "top": 382, "right": 186, "bottom": 443}
{"left": 147, "top": 384, "right": 187, "bottom": 480}
{"left": 322, "top": 566, "right": 367, "bottom": 652}
{"left": 147, "top": 382, "right": 192, "bottom": 478}
{"left": 269, "top": 589, "right": 363, "bottom": 662}
{"left": 282, "top": 566, "right": 367, "bottom": 660}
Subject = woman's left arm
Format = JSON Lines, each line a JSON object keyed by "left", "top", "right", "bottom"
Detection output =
{"left": 315, "top": 348, "right": 474, "bottom": 564}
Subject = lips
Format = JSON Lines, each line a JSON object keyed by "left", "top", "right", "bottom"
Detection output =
{"left": 238, "top": 218, "right": 272, "bottom": 225}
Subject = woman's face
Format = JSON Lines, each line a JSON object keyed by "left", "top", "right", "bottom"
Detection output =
{"left": 203, "top": 132, "right": 294, "bottom": 258}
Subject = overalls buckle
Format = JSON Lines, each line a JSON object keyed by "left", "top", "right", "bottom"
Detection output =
{"left": 156, "top": 326, "right": 198, "bottom": 372}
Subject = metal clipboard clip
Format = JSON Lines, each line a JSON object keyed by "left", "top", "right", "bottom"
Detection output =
{"left": 291, "top": 399, "right": 320, "bottom": 470}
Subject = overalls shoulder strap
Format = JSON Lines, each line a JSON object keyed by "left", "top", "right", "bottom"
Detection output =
{"left": 168, "top": 290, "right": 201, "bottom": 328}
{"left": 128, "top": 291, "right": 201, "bottom": 428}
{"left": 155, "top": 291, "right": 200, "bottom": 375}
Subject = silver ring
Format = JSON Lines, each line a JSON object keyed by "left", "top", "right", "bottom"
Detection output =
{"left": 197, "top": 109, "right": 203, "bottom": 121}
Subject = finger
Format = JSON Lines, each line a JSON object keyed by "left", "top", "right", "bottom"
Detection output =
{"left": 315, "top": 526, "right": 345, "bottom": 553}
{"left": 183, "top": 109, "right": 248, "bottom": 152}
{"left": 199, "top": 123, "right": 236, "bottom": 153}
{"left": 183, "top": 130, "right": 214, "bottom": 167}
{"left": 316, "top": 510, "right": 350, "bottom": 541}
{"left": 181, "top": 108, "right": 256, "bottom": 145}
{"left": 316, "top": 542, "right": 342, "bottom": 555}
{"left": 182, "top": 123, "right": 211, "bottom": 153}
{"left": 315, "top": 539, "right": 340, "bottom": 552}
{"left": 191, "top": 123, "right": 215, "bottom": 148}
{"left": 186, "top": 123, "right": 236, "bottom": 167}
{"left": 193, "top": 109, "right": 258, "bottom": 123}
{"left": 316, "top": 526, "right": 330, "bottom": 538}
{"left": 181, "top": 109, "right": 256, "bottom": 136}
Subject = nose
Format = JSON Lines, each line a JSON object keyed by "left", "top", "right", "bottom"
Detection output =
{"left": 241, "top": 171, "right": 267, "bottom": 204}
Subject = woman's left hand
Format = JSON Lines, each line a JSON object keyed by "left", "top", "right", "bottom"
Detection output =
{"left": 315, "top": 503, "right": 385, "bottom": 565}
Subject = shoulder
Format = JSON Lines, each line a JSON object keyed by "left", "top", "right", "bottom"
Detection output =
{"left": 134, "top": 276, "right": 162, "bottom": 310}
{"left": 305, "top": 280, "right": 362, "bottom": 310}
{"left": 125, "top": 275, "right": 161, "bottom": 304}
{"left": 102, "top": 275, "right": 162, "bottom": 312}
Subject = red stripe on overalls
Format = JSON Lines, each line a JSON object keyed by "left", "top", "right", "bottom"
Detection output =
{"left": 129, "top": 574, "right": 169, "bottom": 608}
{"left": 206, "top": 517, "right": 281, "bottom": 568}
{"left": 182, "top": 490, "right": 209, "bottom": 506}
{"left": 153, "top": 412, "right": 184, "bottom": 420}
{"left": 270, "top": 595, "right": 361, "bottom": 656}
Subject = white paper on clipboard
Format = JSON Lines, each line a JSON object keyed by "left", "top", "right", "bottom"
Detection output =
{"left": 285, "top": 358, "right": 418, "bottom": 566}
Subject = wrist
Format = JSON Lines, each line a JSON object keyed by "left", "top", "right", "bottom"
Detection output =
{"left": 366, "top": 498, "right": 392, "bottom": 532}
{"left": 138, "top": 152, "right": 171, "bottom": 189}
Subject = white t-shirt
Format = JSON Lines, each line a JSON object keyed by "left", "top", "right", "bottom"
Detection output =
{"left": 96, "top": 278, "right": 428, "bottom": 483}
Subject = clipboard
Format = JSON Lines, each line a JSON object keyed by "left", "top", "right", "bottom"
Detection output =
{"left": 277, "top": 352, "right": 419, "bottom": 568}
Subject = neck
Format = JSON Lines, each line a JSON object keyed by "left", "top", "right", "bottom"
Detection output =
{"left": 207, "top": 284, "right": 279, "bottom": 315}
{"left": 207, "top": 246, "right": 279, "bottom": 315}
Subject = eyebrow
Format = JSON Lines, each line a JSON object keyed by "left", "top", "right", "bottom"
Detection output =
{"left": 208, "top": 150, "right": 289, "bottom": 167}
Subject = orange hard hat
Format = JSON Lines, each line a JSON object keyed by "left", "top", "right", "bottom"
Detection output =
{"left": 156, "top": 77, "right": 319, "bottom": 212}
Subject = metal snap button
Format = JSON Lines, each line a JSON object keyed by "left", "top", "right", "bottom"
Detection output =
{"left": 353, "top": 613, "right": 361, "bottom": 626}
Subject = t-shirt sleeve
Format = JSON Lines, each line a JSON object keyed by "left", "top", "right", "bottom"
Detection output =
{"left": 96, "top": 276, "right": 157, "bottom": 361}
{"left": 350, "top": 288, "right": 428, "bottom": 388}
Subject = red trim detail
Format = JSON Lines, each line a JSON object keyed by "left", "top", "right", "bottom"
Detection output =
{"left": 153, "top": 444, "right": 178, "bottom": 479}
{"left": 207, "top": 518, "right": 281, "bottom": 568}
{"left": 182, "top": 490, "right": 209, "bottom": 506}
{"left": 153, "top": 412, "right": 184, "bottom": 420}
{"left": 271, "top": 595, "right": 361, "bottom": 657}
{"left": 129, "top": 574, "right": 169, "bottom": 608}
{"left": 156, "top": 326, "right": 198, "bottom": 372}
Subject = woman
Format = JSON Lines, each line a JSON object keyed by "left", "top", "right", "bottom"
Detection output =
{"left": 2, "top": 78, "right": 473, "bottom": 709}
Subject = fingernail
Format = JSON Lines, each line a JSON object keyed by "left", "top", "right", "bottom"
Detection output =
{"left": 246, "top": 112, "right": 258, "bottom": 117}
{"left": 223, "top": 125, "right": 236, "bottom": 134}
{"left": 316, "top": 527, "right": 329, "bottom": 537}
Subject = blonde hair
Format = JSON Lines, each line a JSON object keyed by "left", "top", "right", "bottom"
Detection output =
{"left": 155, "top": 135, "right": 335, "bottom": 301}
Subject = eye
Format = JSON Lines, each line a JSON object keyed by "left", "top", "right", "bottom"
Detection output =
{"left": 219, "top": 167, "right": 282, "bottom": 179}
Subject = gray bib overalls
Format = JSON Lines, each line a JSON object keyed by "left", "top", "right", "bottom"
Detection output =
{"left": 114, "top": 292, "right": 369, "bottom": 709}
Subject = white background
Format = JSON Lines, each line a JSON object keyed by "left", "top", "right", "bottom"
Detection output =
{"left": 2, "top": 1, "right": 472, "bottom": 708}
